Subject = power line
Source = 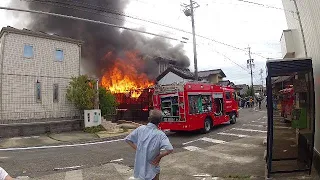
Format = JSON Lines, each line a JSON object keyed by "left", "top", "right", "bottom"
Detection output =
{"left": 21, "top": 0, "right": 270, "bottom": 59}
{"left": 202, "top": 0, "right": 295, "bottom": 14}
{"left": 233, "top": 0, "right": 295, "bottom": 13}
{"left": 22, "top": 0, "right": 180, "bottom": 37}
{"left": 194, "top": 41, "right": 250, "bottom": 73}
{"left": 0, "top": 6, "right": 183, "bottom": 42}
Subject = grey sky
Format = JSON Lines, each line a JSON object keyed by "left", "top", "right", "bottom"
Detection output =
{"left": 0, "top": 0, "right": 287, "bottom": 85}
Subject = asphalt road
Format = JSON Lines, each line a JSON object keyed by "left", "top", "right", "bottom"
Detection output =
{"left": 0, "top": 106, "right": 267, "bottom": 178}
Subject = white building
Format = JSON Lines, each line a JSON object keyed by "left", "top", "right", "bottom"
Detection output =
{"left": 156, "top": 66, "right": 195, "bottom": 85}
{"left": 0, "top": 26, "right": 82, "bottom": 123}
{"left": 281, "top": 0, "right": 320, "bottom": 175}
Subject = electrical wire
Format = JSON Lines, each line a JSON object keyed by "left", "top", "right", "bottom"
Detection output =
{"left": 22, "top": 0, "right": 180, "bottom": 38}
{"left": 0, "top": 6, "right": 182, "bottom": 41}
{"left": 233, "top": 0, "right": 295, "bottom": 14}
{"left": 19, "top": 0, "right": 270, "bottom": 59}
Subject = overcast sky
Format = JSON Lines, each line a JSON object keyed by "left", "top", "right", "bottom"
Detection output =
{"left": 0, "top": 0, "right": 288, "bottom": 85}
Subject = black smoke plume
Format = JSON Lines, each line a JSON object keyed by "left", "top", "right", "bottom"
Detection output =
{"left": 9, "top": 0, "right": 190, "bottom": 78}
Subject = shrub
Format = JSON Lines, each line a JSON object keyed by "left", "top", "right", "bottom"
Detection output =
{"left": 99, "top": 87, "right": 118, "bottom": 117}
{"left": 84, "top": 125, "right": 106, "bottom": 133}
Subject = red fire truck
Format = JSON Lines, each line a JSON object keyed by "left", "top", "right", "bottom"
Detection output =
{"left": 152, "top": 82, "right": 239, "bottom": 133}
{"left": 279, "top": 85, "right": 294, "bottom": 118}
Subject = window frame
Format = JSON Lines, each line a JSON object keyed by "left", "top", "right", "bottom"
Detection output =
{"left": 35, "top": 81, "right": 41, "bottom": 103}
{"left": 23, "top": 44, "right": 34, "bottom": 58}
{"left": 53, "top": 84, "right": 59, "bottom": 103}
{"left": 225, "top": 92, "right": 231, "bottom": 100}
{"left": 55, "top": 48, "right": 64, "bottom": 62}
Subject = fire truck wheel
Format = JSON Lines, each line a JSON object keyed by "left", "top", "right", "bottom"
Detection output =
{"left": 201, "top": 119, "right": 212, "bottom": 134}
{"left": 230, "top": 113, "right": 237, "bottom": 124}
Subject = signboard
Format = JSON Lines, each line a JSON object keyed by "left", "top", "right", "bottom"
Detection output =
{"left": 163, "top": 116, "right": 180, "bottom": 122}
{"left": 213, "top": 93, "right": 223, "bottom": 99}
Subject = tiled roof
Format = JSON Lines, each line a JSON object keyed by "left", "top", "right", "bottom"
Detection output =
{"left": 156, "top": 65, "right": 194, "bottom": 81}
{"left": 198, "top": 69, "right": 226, "bottom": 78}
{"left": 0, "top": 26, "right": 83, "bottom": 44}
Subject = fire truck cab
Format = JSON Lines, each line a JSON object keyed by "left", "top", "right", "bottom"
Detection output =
{"left": 153, "top": 82, "right": 239, "bottom": 133}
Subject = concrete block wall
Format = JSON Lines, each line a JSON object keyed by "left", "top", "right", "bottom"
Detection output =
{"left": 0, "top": 33, "right": 81, "bottom": 121}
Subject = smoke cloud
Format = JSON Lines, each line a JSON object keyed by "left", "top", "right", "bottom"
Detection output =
{"left": 9, "top": 0, "right": 190, "bottom": 78}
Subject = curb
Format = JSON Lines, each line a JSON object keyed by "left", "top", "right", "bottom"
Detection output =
{"left": 0, "top": 132, "right": 130, "bottom": 150}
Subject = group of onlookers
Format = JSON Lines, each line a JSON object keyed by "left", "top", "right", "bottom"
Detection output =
{"left": 239, "top": 96, "right": 264, "bottom": 109}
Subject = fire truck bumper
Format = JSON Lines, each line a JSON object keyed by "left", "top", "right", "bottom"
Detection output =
{"left": 159, "top": 122, "right": 198, "bottom": 131}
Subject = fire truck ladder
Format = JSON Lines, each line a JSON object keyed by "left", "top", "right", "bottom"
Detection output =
{"left": 178, "top": 90, "right": 186, "bottom": 121}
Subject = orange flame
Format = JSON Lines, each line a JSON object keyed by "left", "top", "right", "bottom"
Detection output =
{"left": 101, "top": 51, "right": 154, "bottom": 98}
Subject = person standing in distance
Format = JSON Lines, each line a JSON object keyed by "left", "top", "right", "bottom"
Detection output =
{"left": 125, "top": 109, "right": 173, "bottom": 180}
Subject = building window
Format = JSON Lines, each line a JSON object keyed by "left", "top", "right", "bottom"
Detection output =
{"left": 55, "top": 49, "right": 64, "bottom": 61}
{"left": 24, "top": 45, "right": 33, "bottom": 58}
{"left": 36, "top": 81, "right": 41, "bottom": 102}
{"left": 53, "top": 84, "right": 59, "bottom": 102}
{"left": 226, "top": 92, "right": 231, "bottom": 100}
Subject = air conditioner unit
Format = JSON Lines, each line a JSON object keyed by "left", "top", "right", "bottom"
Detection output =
{"left": 84, "top": 109, "right": 101, "bottom": 127}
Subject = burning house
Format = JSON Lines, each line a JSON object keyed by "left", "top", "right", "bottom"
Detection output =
{"left": 5, "top": 0, "right": 191, "bottom": 123}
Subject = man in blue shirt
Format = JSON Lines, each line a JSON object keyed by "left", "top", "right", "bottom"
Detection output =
{"left": 125, "top": 109, "right": 174, "bottom": 180}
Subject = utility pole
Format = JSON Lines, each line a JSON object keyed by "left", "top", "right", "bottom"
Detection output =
{"left": 182, "top": 1, "right": 200, "bottom": 81}
{"left": 292, "top": 0, "right": 308, "bottom": 58}
{"left": 247, "top": 47, "right": 254, "bottom": 96}
{"left": 259, "top": 69, "right": 264, "bottom": 95}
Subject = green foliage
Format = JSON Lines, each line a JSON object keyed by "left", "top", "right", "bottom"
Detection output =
{"left": 245, "top": 86, "right": 254, "bottom": 97}
{"left": 99, "top": 87, "right": 118, "bottom": 116}
{"left": 84, "top": 125, "right": 105, "bottom": 133}
{"left": 66, "top": 75, "right": 96, "bottom": 111}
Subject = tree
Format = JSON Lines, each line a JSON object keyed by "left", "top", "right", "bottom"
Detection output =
{"left": 66, "top": 75, "right": 96, "bottom": 111}
{"left": 99, "top": 87, "right": 118, "bottom": 117}
{"left": 245, "top": 86, "right": 254, "bottom": 97}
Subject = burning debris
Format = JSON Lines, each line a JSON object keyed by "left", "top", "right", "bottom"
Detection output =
{"left": 100, "top": 51, "right": 154, "bottom": 98}
{"left": 8, "top": 0, "right": 190, "bottom": 113}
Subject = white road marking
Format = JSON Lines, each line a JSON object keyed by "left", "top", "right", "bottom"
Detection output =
{"left": 200, "top": 137, "right": 226, "bottom": 144}
{"left": 263, "top": 116, "right": 267, "bottom": 119}
{"left": 193, "top": 174, "right": 211, "bottom": 177}
{"left": 183, "top": 146, "right": 202, "bottom": 151}
{"left": 182, "top": 139, "right": 200, "bottom": 145}
{"left": 110, "top": 158, "right": 123, "bottom": 163}
{"left": 226, "top": 142, "right": 260, "bottom": 148}
{"left": 232, "top": 128, "right": 267, "bottom": 133}
{"left": 0, "top": 156, "right": 9, "bottom": 159}
{"left": 11, "top": 136, "right": 40, "bottom": 140}
{"left": 65, "top": 170, "right": 83, "bottom": 180}
{"left": 0, "top": 138, "right": 124, "bottom": 151}
{"left": 251, "top": 121, "right": 266, "bottom": 124}
{"left": 217, "top": 132, "right": 250, "bottom": 138}
{"left": 243, "top": 124, "right": 264, "bottom": 128}
{"left": 54, "top": 165, "right": 82, "bottom": 171}
{"left": 274, "top": 126, "right": 292, "bottom": 129}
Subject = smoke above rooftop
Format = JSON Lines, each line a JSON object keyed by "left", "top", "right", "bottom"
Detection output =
{"left": 9, "top": 0, "right": 190, "bottom": 77}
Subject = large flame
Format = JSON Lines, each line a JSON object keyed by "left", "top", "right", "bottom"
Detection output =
{"left": 101, "top": 51, "right": 154, "bottom": 98}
